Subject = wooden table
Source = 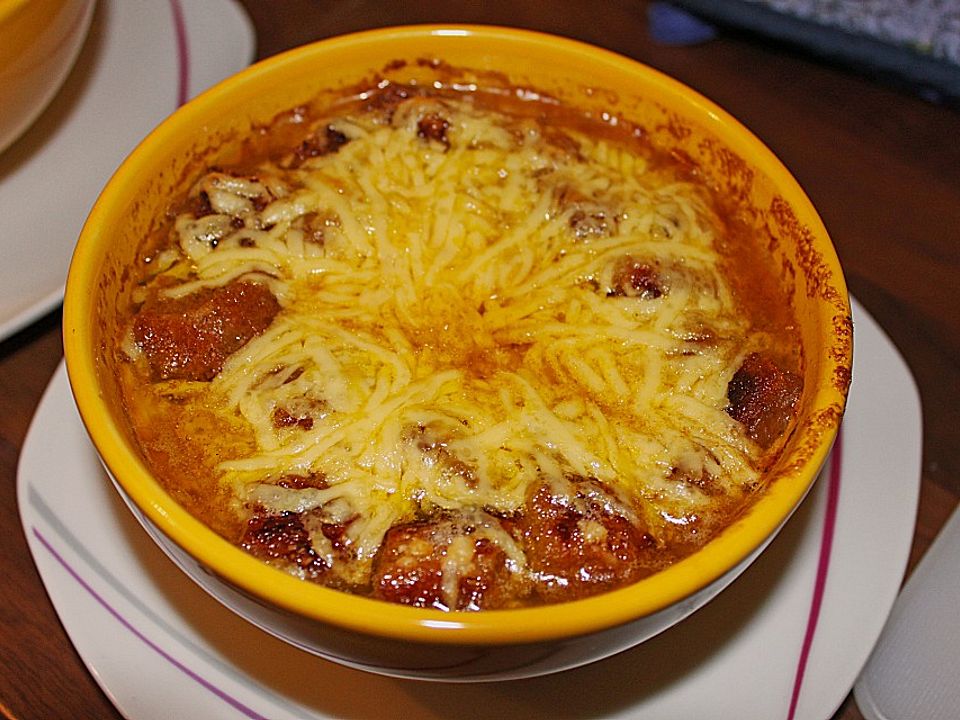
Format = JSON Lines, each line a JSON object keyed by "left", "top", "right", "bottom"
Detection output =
{"left": 2, "top": 1, "right": 957, "bottom": 717}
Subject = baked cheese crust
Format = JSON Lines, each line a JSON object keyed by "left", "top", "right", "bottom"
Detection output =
{"left": 121, "top": 85, "right": 801, "bottom": 609}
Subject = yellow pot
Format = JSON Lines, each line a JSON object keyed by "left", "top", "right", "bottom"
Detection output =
{"left": 0, "top": 0, "right": 95, "bottom": 152}
{"left": 63, "top": 25, "right": 852, "bottom": 681}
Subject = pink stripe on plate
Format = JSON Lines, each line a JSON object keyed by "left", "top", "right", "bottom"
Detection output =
{"left": 169, "top": 0, "right": 190, "bottom": 106}
{"left": 32, "top": 527, "right": 270, "bottom": 720}
{"left": 787, "top": 427, "right": 844, "bottom": 719}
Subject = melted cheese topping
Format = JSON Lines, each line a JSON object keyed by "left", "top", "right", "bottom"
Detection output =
{"left": 126, "top": 90, "right": 789, "bottom": 599}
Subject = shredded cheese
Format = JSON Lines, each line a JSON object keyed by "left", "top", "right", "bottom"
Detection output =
{"left": 127, "top": 89, "right": 788, "bottom": 598}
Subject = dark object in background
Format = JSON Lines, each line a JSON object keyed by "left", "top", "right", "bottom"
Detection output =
{"left": 648, "top": 2, "right": 717, "bottom": 45}
{"left": 660, "top": 0, "right": 960, "bottom": 105}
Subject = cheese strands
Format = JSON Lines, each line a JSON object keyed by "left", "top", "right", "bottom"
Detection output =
{"left": 120, "top": 85, "right": 802, "bottom": 609}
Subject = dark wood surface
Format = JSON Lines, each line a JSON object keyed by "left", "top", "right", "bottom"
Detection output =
{"left": 2, "top": 1, "right": 958, "bottom": 717}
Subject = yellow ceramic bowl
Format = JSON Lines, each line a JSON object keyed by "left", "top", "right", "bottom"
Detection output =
{"left": 0, "top": 0, "right": 94, "bottom": 152}
{"left": 63, "top": 25, "right": 852, "bottom": 681}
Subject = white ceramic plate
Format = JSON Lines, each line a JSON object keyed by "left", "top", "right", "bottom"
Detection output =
{"left": 0, "top": 0, "right": 254, "bottom": 341}
{"left": 18, "top": 298, "right": 921, "bottom": 720}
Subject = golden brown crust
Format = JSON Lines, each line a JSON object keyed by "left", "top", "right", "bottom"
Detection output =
{"left": 726, "top": 352, "right": 803, "bottom": 448}
{"left": 132, "top": 281, "right": 280, "bottom": 382}
{"left": 511, "top": 480, "right": 659, "bottom": 603}
{"left": 118, "top": 81, "right": 809, "bottom": 610}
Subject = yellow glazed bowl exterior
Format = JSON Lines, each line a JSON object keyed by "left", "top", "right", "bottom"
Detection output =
{"left": 0, "top": 0, "right": 94, "bottom": 152}
{"left": 63, "top": 25, "right": 852, "bottom": 681}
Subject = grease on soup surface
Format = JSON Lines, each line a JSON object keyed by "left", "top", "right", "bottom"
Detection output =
{"left": 119, "top": 82, "right": 802, "bottom": 610}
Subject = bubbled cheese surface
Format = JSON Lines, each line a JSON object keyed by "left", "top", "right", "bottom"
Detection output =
{"left": 129, "top": 89, "right": 784, "bottom": 583}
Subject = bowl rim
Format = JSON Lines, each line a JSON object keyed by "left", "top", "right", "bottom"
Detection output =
{"left": 63, "top": 23, "right": 849, "bottom": 646}
{"left": 0, "top": 0, "right": 30, "bottom": 22}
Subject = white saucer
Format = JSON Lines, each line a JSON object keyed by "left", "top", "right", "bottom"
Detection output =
{"left": 0, "top": 0, "right": 254, "bottom": 341}
{"left": 17, "top": 298, "right": 921, "bottom": 720}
